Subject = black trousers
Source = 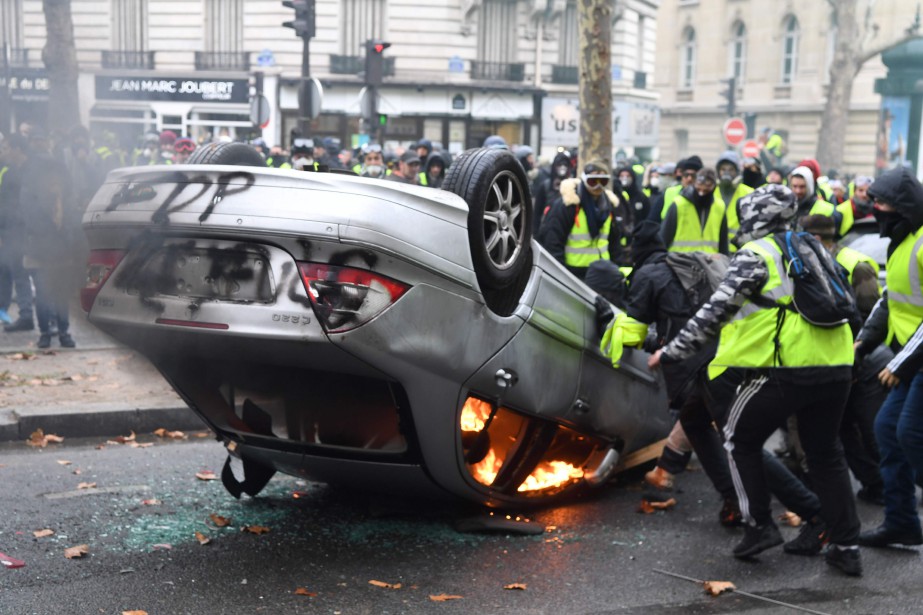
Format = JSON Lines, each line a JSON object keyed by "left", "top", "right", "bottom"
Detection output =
{"left": 723, "top": 374, "right": 860, "bottom": 546}
{"left": 840, "top": 374, "right": 886, "bottom": 491}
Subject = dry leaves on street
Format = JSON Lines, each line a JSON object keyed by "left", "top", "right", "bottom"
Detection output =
{"left": 64, "top": 544, "right": 89, "bottom": 559}
{"left": 429, "top": 594, "right": 463, "bottom": 602}
{"left": 33, "top": 529, "right": 54, "bottom": 538}
{"left": 195, "top": 471, "right": 218, "bottom": 481}
{"left": 293, "top": 587, "right": 317, "bottom": 597}
{"left": 194, "top": 531, "right": 211, "bottom": 546}
{"left": 56, "top": 460, "right": 72, "bottom": 466}
{"left": 192, "top": 431, "right": 211, "bottom": 438}
{"left": 242, "top": 525, "right": 270, "bottom": 535}
{"left": 8, "top": 352, "right": 37, "bottom": 361}
{"left": 153, "top": 428, "right": 187, "bottom": 440}
{"left": 209, "top": 513, "right": 231, "bottom": 527}
{"left": 26, "top": 429, "right": 64, "bottom": 447}
{"left": 108, "top": 431, "right": 136, "bottom": 445}
{"left": 122, "top": 611, "right": 148, "bottom": 615}
{"left": 128, "top": 442, "right": 153, "bottom": 449}
{"left": 141, "top": 499, "right": 162, "bottom": 506}
{"left": 703, "top": 580, "right": 736, "bottom": 596}
{"left": 779, "top": 511, "right": 802, "bottom": 527}
{"left": 503, "top": 583, "right": 527, "bottom": 590}
{"left": 368, "top": 580, "right": 402, "bottom": 589}
{"left": 77, "top": 482, "right": 97, "bottom": 490}
{"left": 638, "top": 498, "right": 677, "bottom": 514}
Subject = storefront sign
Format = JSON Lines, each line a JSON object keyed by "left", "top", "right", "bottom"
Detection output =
{"left": 0, "top": 69, "right": 50, "bottom": 101}
{"left": 541, "top": 97, "right": 660, "bottom": 149}
{"left": 95, "top": 75, "right": 249, "bottom": 103}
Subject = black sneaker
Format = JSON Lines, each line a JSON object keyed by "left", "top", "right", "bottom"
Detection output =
{"left": 733, "top": 523, "right": 783, "bottom": 559}
{"left": 824, "top": 545, "right": 862, "bottom": 577}
{"left": 784, "top": 517, "right": 828, "bottom": 555}
{"left": 858, "top": 524, "right": 923, "bottom": 547}
{"left": 58, "top": 333, "right": 76, "bottom": 348}
{"left": 37, "top": 333, "right": 52, "bottom": 349}
{"left": 4, "top": 318, "right": 34, "bottom": 333}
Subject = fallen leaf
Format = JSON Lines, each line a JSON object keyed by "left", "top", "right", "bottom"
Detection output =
{"left": 503, "top": 583, "right": 527, "bottom": 590}
{"left": 33, "top": 529, "right": 54, "bottom": 538}
{"left": 26, "top": 429, "right": 64, "bottom": 448}
{"left": 703, "top": 580, "right": 736, "bottom": 596}
{"left": 111, "top": 431, "right": 136, "bottom": 444}
{"left": 153, "top": 428, "right": 187, "bottom": 439}
{"left": 194, "top": 531, "right": 210, "bottom": 546}
{"left": 72, "top": 469, "right": 82, "bottom": 475}
{"left": 195, "top": 471, "right": 218, "bottom": 481}
{"left": 779, "top": 511, "right": 802, "bottom": 527}
{"left": 369, "top": 580, "right": 402, "bottom": 589}
{"left": 151, "top": 544, "right": 172, "bottom": 551}
{"left": 141, "top": 499, "right": 162, "bottom": 506}
{"left": 209, "top": 513, "right": 231, "bottom": 527}
{"left": 128, "top": 442, "right": 153, "bottom": 448}
{"left": 0, "top": 551, "right": 26, "bottom": 568}
{"left": 56, "top": 460, "right": 72, "bottom": 466}
{"left": 64, "top": 544, "right": 89, "bottom": 559}
{"left": 293, "top": 587, "right": 317, "bottom": 597}
{"left": 192, "top": 431, "right": 210, "bottom": 438}
{"left": 242, "top": 525, "right": 270, "bottom": 535}
{"left": 77, "top": 482, "right": 97, "bottom": 489}
{"left": 649, "top": 498, "right": 677, "bottom": 510}
{"left": 122, "top": 611, "right": 148, "bottom": 615}
{"left": 8, "top": 352, "right": 37, "bottom": 361}
{"left": 637, "top": 500, "right": 655, "bottom": 514}
{"left": 429, "top": 594, "right": 462, "bottom": 601}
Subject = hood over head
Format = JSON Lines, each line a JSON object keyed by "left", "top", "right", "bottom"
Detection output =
{"left": 630, "top": 219, "right": 667, "bottom": 268}
{"left": 734, "top": 184, "right": 798, "bottom": 247}
{"left": 868, "top": 166, "right": 923, "bottom": 231}
{"left": 789, "top": 165, "right": 816, "bottom": 196}
{"left": 425, "top": 151, "right": 447, "bottom": 177}
{"left": 716, "top": 150, "right": 740, "bottom": 171}
{"left": 416, "top": 139, "right": 433, "bottom": 156}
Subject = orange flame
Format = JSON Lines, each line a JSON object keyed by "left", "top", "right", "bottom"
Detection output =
{"left": 518, "top": 461, "right": 584, "bottom": 492}
{"left": 460, "top": 397, "right": 492, "bottom": 432}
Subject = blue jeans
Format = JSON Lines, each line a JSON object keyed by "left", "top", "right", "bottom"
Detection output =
{"left": 874, "top": 371, "right": 923, "bottom": 532}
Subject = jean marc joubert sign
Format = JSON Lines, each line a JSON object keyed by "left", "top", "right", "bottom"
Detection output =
{"left": 95, "top": 76, "right": 249, "bottom": 104}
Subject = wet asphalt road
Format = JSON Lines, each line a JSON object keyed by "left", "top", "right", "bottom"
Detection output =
{"left": 0, "top": 436, "right": 921, "bottom": 615}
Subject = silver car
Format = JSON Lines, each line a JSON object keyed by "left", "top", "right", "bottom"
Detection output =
{"left": 81, "top": 144, "right": 669, "bottom": 507}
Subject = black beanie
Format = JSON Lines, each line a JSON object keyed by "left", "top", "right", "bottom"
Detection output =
{"left": 684, "top": 155, "right": 704, "bottom": 172}
{"left": 630, "top": 219, "right": 666, "bottom": 267}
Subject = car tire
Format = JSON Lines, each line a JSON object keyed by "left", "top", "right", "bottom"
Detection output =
{"left": 187, "top": 142, "right": 266, "bottom": 167}
{"left": 442, "top": 148, "right": 533, "bottom": 316}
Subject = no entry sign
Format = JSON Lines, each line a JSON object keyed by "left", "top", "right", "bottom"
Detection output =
{"left": 723, "top": 118, "right": 746, "bottom": 146}
{"left": 741, "top": 139, "right": 761, "bottom": 159}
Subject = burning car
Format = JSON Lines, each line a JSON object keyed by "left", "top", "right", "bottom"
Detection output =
{"left": 80, "top": 144, "right": 669, "bottom": 507}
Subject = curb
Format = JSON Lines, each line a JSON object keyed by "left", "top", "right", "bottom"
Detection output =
{"left": 0, "top": 403, "right": 208, "bottom": 443}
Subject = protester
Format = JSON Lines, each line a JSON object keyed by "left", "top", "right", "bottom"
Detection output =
{"left": 386, "top": 150, "right": 422, "bottom": 185}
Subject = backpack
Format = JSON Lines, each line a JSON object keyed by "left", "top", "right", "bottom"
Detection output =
{"left": 768, "top": 231, "right": 859, "bottom": 328}
{"left": 665, "top": 251, "right": 730, "bottom": 310}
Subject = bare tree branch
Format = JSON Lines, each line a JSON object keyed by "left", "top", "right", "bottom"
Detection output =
{"left": 859, "top": 31, "right": 920, "bottom": 64}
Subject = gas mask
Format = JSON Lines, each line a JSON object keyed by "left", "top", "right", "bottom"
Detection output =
{"left": 363, "top": 164, "right": 384, "bottom": 178}
{"left": 293, "top": 156, "right": 314, "bottom": 170}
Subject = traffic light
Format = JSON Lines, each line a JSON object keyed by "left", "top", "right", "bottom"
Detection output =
{"left": 282, "top": 0, "right": 315, "bottom": 38}
{"left": 378, "top": 113, "right": 387, "bottom": 128}
{"left": 365, "top": 40, "right": 391, "bottom": 86}
{"left": 719, "top": 76, "right": 737, "bottom": 117}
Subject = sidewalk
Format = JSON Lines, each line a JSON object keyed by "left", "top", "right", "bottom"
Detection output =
{"left": 0, "top": 302, "right": 205, "bottom": 442}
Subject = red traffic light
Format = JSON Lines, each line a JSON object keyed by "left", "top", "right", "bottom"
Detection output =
{"left": 368, "top": 40, "right": 391, "bottom": 54}
{"left": 374, "top": 44, "right": 385, "bottom": 53}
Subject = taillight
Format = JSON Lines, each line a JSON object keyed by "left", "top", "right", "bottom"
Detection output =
{"left": 81, "top": 249, "right": 126, "bottom": 312}
{"left": 297, "top": 262, "right": 410, "bottom": 333}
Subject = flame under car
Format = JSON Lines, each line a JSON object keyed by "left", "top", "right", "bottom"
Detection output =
{"left": 81, "top": 145, "right": 670, "bottom": 507}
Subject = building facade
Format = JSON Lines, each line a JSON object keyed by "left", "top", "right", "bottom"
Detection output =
{"left": 653, "top": 0, "right": 911, "bottom": 175}
{"left": 2, "top": 0, "right": 661, "bottom": 161}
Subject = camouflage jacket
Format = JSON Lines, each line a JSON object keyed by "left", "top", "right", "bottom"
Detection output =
{"left": 659, "top": 249, "right": 767, "bottom": 363}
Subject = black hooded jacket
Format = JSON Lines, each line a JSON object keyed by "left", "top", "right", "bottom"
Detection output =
{"left": 856, "top": 167, "right": 923, "bottom": 380}
{"left": 533, "top": 152, "right": 573, "bottom": 235}
{"left": 422, "top": 152, "right": 446, "bottom": 188}
{"left": 615, "top": 166, "right": 651, "bottom": 222}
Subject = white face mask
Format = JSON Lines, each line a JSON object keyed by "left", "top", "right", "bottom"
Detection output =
{"left": 293, "top": 156, "right": 314, "bottom": 170}
{"left": 697, "top": 190, "right": 708, "bottom": 197}
{"left": 364, "top": 164, "right": 384, "bottom": 178}
{"left": 619, "top": 177, "right": 633, "bottom": 188}
{"left": 650, "top": 177, "right": 662, "bottom": 190}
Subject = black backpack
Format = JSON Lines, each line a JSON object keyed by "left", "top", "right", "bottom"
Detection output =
{"left": 766, "top": 231, "right": 860, "bottom": 329}
{"left": 665, "top": 251, "right": 730, "bottom": 310}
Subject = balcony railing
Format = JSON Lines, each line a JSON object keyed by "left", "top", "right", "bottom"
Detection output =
{"left": 633, "top": 71, "right": 647, "bottom": 89}
{"left": 101, "top": 50, "right": 156, "bottom": 70}
{"left": 551, "top": 65, "right": 578, "bottom": 84}
{"left": 2, "top": 48, "right": 31, "bottom": 68}
{"left": 471, "top": 61, "right": 525, "bottom": 82}
{"left": 194, "top": 51, "right": 250, "bottom": 71}
{"left": 329, "top": 54, "right": 395, "bottom": 77}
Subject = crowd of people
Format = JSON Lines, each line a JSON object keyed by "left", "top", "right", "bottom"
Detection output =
{"left": 3, "top": 121, "right": 920, "bottom": 579}
{"left": 535, "top": 146, "right": 922, "bottom": 578}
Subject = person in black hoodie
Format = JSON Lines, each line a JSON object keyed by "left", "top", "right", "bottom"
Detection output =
{"left": 532, "top": 151, "right": 574, "bottom": 235}
{"left": 855, "top": 166, "right": 923, "bottom": 549}
{"left": 615, "top": 165, "right": 651, "bottom": 224}
{"left": 420, "top": 151, "right": 446, "bottom": 188}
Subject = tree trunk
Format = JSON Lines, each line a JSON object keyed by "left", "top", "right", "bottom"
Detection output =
{"left": 41, "top": 0, "right": 80, "bottom": 134}
{"left": 578, "top": 0, "right": 612, "bottom": 173}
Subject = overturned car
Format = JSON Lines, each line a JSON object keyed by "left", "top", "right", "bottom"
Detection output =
{"left": 81, "top": 145, "right": 669, "bottom": 507}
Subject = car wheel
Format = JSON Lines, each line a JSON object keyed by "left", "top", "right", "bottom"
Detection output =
{"left": 187, "top": 142, "right": 266, "bottom": 167}
{"left": 442, "top": 148, "right": 533, "bottom": 316}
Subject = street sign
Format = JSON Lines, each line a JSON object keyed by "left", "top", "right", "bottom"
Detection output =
{"left": 723, "top": 117, "right": 746, "bottom": 146}
{"left": 741, "top": 139, "right": 761, "bottom": 159}
{"left": 249, "top": 94, "right": 271, "bottom": 128}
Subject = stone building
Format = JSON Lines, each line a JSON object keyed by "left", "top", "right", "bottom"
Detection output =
{"left": 1, "top": 0, "right": 661, "bottom": 160}
{"left": 653, "top": 0, "right": 913, "bottom": 175}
